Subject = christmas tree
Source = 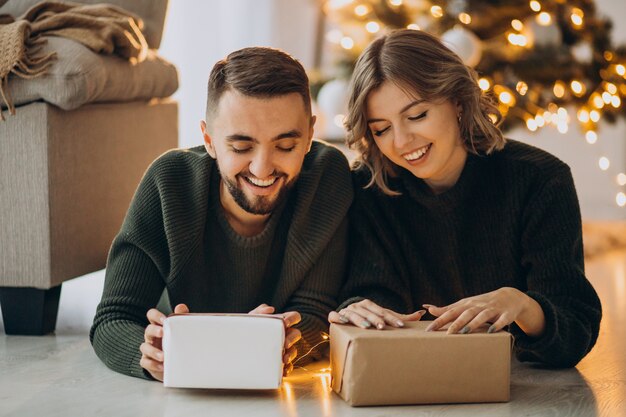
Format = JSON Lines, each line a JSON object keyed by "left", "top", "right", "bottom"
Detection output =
{"left": 318, "top": 0, "right": 626, "bottom": 139}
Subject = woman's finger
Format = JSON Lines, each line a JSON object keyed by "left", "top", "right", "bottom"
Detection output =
{"left": 140, "top": 355, "right": 164, "bottom": 376}
{"left": 339, "top": 308, "right": 372, "bottom": 329}
{"left": 446, "top": 307, "right": 483, "bottom": 334}
{"left": 463, "top": 308, "right": 500, "bottom": 333}
{"left": 426, "top": 307, "right": 463, "bottom": 331}
{"left": 249, "top": 304, "right": 275, "bottom": 315}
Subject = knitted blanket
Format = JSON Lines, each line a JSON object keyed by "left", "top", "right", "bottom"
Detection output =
{"left": 0, "top": 1, "right": 147, "bottom": 120}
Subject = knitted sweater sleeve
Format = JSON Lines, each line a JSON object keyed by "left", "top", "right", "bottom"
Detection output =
{"left": 89, "top": 160, "right": 171, "bottom": 380}
{"left": 337, "top": 185, "right": 413, "bottom": 313}
{"left": 513, "top": 167, "right": 602, "bottom": 367}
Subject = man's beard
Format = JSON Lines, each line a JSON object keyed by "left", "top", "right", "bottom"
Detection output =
{"left": 219, "top": 167, "right": 297, "bottom": 215}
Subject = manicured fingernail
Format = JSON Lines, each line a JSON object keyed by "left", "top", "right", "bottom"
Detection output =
{"left": 488, "top": 325, "right": 497, "bottom": 333}
{"left": 361, "top": 320, "right": 371, "bottom": 328}
{"left": 377, "top": 323, "right": 384, "bottom": 330}
{"left": 339, "top": 315, "right": 349, "bottom": 323}
{"left": 460, "top": 326, "right": 471, "bottom": 334}
{"left": 396, "top": 320, "right": 405, "bottom": 327}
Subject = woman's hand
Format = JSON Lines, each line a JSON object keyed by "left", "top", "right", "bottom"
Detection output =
{"left": 249, "top": 304, "right": 301, "bottom": 376}
{"left": 424, "top": 287, "right": 546, "bottom": 336}
{"left": 328, "top": 299, "right": 426, "bottom": 330}
{"left": 140, "top": 303, "right": 189, "bottom": 381}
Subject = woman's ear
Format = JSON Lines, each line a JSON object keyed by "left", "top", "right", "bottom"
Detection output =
{"left": 200, "top": 120, "right": 217, "bottom": 159}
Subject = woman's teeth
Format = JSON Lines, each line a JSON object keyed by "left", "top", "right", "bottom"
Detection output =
{"left": 403, "top": 144, "right": 430, "bottom": 161}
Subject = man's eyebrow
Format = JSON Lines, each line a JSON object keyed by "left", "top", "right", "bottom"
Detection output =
{"left": 274, "top": 129, "right": 302, "bottom": 141}
{"left": 225, "top": 130, "right": 302, "bottom": 143}
{"left": 367, "top": 100, "right": 426, "bottom": 123}
{"left": 226, "top": 134, "right": 256, "bottom": 143}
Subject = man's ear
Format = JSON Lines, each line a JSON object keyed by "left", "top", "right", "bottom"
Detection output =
{"left": 200, "top": 120, "right": 217, "bottom": 159}
{"left": 307, "top": 115, "right": 317, "bottom": 153}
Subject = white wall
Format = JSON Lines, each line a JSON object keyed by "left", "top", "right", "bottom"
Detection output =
{"left": 159, "top": 0, "right": 319, "bottom": 150}
{"left": 158, "top": 0, "right": 626, "bottom": 220}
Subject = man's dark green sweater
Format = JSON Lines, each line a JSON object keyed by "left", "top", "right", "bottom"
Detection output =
{"left": 90, "top": 141, "right": 353, "bottom": 379}
{"left": 341, "top": 140, "right": 602, "bottom": 368}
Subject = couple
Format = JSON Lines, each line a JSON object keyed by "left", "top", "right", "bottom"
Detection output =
{"left": 90, "top": 30, "right": 601, "bottom": 381}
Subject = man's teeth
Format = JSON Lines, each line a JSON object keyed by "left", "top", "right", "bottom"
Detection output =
{"left": 247, "top": 177, "right": 277, "bottom": 187}
{"left": 404, "top": 145, "right": 430, "bottom": 161}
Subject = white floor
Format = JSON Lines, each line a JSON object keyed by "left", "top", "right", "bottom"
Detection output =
{"left": 1, "top": 251, "right": 625, "bottom": 417}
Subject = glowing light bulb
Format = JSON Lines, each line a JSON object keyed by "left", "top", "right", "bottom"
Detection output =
{"left": 617, "top": 173, "right": 626, "bottom": 186}
{"left": 354, "top": 4, "right": 369, "bottom": 16}
{"left": 599, "top": 157, "right": 610, "bottom": 171}
{"left": 340, "top": 37, "right": 354, "bottom": 49}
{"left": 407, "top": 23, "right": 420, "bottom": 30}
{"left": 612, "top": 96, "right": 621, "bottom": 108}
{"left": 577, "top": 109, "right": 590, "bottom": 123}
{"left": 604, "top": 51, "right": 614, "bottom": 61}
{"left": 526, "top": 118, "right": 538, "bottom": 131}
{"left": 616, "top": 64, "right": 626, "bottom": 76}
{"left": 570, "top": 80, "right": 585, "bottom": 96}
{"left": 430, "top": 5, "right": 443, "bottom": 18}
{"left": 530, "top": 1, "right": 541, "bottom": 12}
{"left": 553, "top": 81, "right": 565, "bottom": 98}
{"left": 571, "top": 14, "right": 583, "bottom": 27}
{"left": 516, "top": 81, "right": 528, "bottom": 95}
{"left": 537, "top": 12, "right": 552, "bottom": 26}
{"left": 366, "top": 21, "right": 380, "bottom": 33}
{"left": 593, "top": 95, "right": 605, "bottom": 108}
{"left": 585, "top": 131, "right": 597, "bottom": 144}
{"left": 557, "top": 121, "right": 568, "bottom": 134}
{"left": 326, "top": 0, "right": 354, "bottom": 10}
{"left": 458, "top": 13, "right": 471, "bottom": 24}
{"left": 511, "top": 19, "right": 524, "bottom": 31}
{"left": 590, "top": 110, "right": 600, "bottom": 122}
{"left": 535, "top": 114, "right": 546, "bottom": 127}
{"left": 478, "top": 78, "right": 491, "bottom": 91}
{"left": 389, "top": 0, "right": 403, "bottom": 5}
{"left": 602, "top": 92, "right": 612, "bottom": 104}
{"left": 607, "top": 83, "right": 618, "bottom": 94}
{"left": 557, "top": 107, "right": 568, "bottom": 119}
{"left": 499, "top": 91, "right": 513, "bottom": 105}
{"left": 617, "top": 192, "right": 626, "bottom": 207}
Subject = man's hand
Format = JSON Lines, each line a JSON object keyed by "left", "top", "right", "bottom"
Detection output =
{"left": 249, "top": 304, "right": 301, "bottom": 376}
{"left": 328, "top": 299, "right": 425, "bottom": 329}
{"left": 140, "top": 303, "right": 189, "bottom": 381}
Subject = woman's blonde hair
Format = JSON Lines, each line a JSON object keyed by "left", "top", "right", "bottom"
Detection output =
{"left": 346, "top": 29, "right": 505, "bottom": 195}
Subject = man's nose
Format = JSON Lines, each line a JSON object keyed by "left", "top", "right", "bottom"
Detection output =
{"left": 248, "top": 150, "right": 274, "bottom": 179}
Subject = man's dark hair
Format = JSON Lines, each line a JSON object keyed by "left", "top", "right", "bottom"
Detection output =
{"left": 206, "top": 47, "right": 311, "bottom": 123}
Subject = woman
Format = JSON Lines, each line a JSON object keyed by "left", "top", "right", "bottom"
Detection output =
{"left": 329, "top": 29, "right": 601, "bottom": 367}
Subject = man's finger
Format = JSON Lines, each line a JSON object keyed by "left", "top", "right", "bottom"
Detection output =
{"left": 174, "top": 304, "right": 189, "bottom": 314}
{"left": 144, "top": 324, "right": 163, "bottom": 343}
{"left": 283, "top": 346, "right": 298, "bottom": 365}
{"left": 282, "top": 311, "right": 301, "bottom": 327}
{"left": 140, "top": 342, "right": 164, "bottom": 362}
{"left": 147, "top": 308, "right": 166, "bottom": 325}
{"left": 285, "top": 328, "right": 301, "bottom": 349}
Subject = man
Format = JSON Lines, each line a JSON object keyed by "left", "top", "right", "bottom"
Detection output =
{"left": 90, "top": 47, "right": 352, "bottom": 380}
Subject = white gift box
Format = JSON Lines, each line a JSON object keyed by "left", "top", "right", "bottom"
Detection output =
{"left": 162, "top": 314, "right": 285, "bottom": 389}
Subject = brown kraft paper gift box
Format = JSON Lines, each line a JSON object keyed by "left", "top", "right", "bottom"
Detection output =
{"left": 330, "top": 320, "right": 513, "bottom": 406}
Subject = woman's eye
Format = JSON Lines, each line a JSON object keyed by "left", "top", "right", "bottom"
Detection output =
{"left": 408, "top": 111, "right": 427, "bottom": 121}
{"left": 373, "top": 126, "right": 390, "bottom": 137}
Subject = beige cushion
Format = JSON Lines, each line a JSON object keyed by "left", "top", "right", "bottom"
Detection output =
{"left": 0, "top": 0, "right": 168, "bottom": 48}
{"left": 3, "top": 36, "right": 178, "bottom": 111}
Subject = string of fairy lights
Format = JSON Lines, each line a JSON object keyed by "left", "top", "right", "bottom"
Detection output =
{"left": 320, "top": 0, "right": 626, "bottom": 207}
